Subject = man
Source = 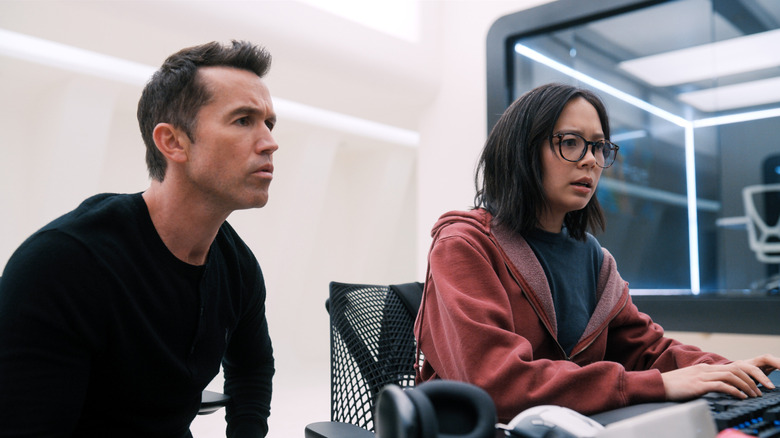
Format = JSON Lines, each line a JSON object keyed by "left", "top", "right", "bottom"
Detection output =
{"left": 0, "top": 41, "right": 277, "bottom": 437}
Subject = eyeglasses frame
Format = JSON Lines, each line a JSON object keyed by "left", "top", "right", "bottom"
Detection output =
{"left": 551, "top": 132, "right": 619, "bottom": 168}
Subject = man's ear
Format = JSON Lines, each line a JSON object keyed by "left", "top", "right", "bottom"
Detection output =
{"left": 152, "top": 123, "right": 190, "bottom": 164}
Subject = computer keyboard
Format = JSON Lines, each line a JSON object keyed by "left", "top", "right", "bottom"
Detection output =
{"left": 703, "top": 383, "right": 780, "bottom": 436}
{"left": 590, "top": 371, "right": 780, "bottom": 438}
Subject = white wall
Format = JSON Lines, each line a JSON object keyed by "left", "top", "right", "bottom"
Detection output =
{"left": 3, "top": 1, "right": 777, "bottom": 437}
{"left": 0, "top": 1, "right": 552, "bottom": 436}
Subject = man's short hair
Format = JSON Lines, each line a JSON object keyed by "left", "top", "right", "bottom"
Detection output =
{"left": 137, "top": 40, "right": 272, "bottom": 181}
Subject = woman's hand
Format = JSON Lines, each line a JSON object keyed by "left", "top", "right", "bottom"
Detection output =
{"left": 661, "top": 354, "right": 780, "bottom": 401}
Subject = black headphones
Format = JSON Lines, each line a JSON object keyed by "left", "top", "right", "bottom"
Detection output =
{"left": 375, "top": 380, "right": 497, "bottom": 438}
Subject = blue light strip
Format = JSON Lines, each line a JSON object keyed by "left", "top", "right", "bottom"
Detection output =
{"left": 693, "top": 107, "right": 780, "bottom": 128}
{"left": 610, "top": 129, "right": 647, "bottom": 142}
{"left": 514, "top": 44, "right": 690, "bottom": 127}
{"left": 685, "top": 126, "right": 700, "bottom": 292}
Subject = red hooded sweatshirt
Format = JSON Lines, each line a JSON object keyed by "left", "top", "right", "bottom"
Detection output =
{"left": 414, "top": 209, "right": 728, "bottom": 423}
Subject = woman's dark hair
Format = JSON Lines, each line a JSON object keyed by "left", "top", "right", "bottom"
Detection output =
{"left": 474, "top": 82, "right": 610, "bottom": 241}
{"left": 137, "top": 40, "right": 272, "bottom": 181}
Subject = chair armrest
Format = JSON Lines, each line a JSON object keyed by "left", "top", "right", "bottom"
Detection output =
{"left": 198, "top": 390, "right": 231, "bottom": 415}
{"left": 304, "top": 421, "right": 374, "bottom": 438}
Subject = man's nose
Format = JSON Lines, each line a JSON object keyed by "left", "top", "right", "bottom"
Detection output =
{"left": 256, "top": 132, "right": 279, "bottom": 155}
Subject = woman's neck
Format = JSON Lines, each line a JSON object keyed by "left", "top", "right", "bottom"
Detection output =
{"left": 537, "top": 210, "right": 564, "bottom": 233}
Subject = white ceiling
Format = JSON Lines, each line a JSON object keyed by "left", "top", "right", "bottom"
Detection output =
{"left": 0, "top": 0, "right": 443, "bottom": 131}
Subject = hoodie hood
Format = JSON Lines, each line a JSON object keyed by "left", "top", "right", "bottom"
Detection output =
{"left": 431, "top": 209, "right": 492, "bottom": 240}
{"left": 431, "top": 207, "right": 628, "bottom": 349}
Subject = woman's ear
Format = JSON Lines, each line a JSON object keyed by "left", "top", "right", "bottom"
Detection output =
{"left": 152, "top": 123, "right": 190, "bottom": 164}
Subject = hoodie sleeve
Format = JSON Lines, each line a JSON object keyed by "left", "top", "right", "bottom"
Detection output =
{"left": 603, "top": 294, "right": 730, "bottom": 373}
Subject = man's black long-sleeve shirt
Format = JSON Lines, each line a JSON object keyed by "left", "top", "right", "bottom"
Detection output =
{"left": 0, "top": 193, "right": 274, "bottom": 437}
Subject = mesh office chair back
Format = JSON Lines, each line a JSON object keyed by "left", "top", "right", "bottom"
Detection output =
{"left": 327, "top": 281, "right": 423, "bottom": 432}
{"left": 743, "top": 183, "right": 780, "bottom": 263}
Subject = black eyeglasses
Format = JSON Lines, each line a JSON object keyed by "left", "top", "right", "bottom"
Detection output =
{"left": 551, "top": 132, "right": 619, "bottom": 168}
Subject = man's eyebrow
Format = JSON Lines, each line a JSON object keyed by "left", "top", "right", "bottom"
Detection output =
{"left": 227, "top": 106, "right": 261, "bottom": 118}
{"left": 227, "top": 106, "right": 276, "bottom": 124}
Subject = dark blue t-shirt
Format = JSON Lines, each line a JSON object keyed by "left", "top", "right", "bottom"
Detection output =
{"left": 524, "top": 227, "right": 603, "bottom": 356}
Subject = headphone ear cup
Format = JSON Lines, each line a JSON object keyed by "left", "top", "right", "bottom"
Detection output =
{"left": 417, "top": 380, "right": 497, "bottom": 438}
{"left": 375, "top": 385, "right": 418, "bottom": 438}
{"left": 406, "top": 387, "right": 439, "bottom": 438}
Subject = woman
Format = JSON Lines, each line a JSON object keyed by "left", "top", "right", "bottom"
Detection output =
{"left": 414, "top": 82, "right": 780, "bottom": 423}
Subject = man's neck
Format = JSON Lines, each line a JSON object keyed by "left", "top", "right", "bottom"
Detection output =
{"left": 142, "top": 181, "right": 228, "bottom": 266}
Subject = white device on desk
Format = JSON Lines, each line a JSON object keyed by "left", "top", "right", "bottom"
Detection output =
{"left": 597, "top": 399, "right": 717, "bottom": 438}
{"left": 499, "top": 400, "right": 717, "bottom": 438}
{"left": 498, "top": 405, "right": 604, "bottom": 438}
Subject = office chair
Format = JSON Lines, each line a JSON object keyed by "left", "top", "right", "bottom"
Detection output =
{"left": 743, "top": 183, "right": 780, "bottom": 264}
{"left": 305, "top": 281, "right": 424, "bottom": 438}
{"left": 742, "top": 184, "right": 780, "bottom": 294}
{"left": 0, "top": 276, "right": 228, "bottom": 416}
